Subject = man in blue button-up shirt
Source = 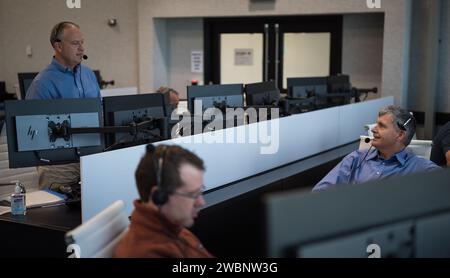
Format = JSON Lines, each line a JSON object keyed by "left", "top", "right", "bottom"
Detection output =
{"left": 26, "top": 22, "right": 100, "bottom": 100}
{"left": 26, "top": 22, "right": 101, "bottom": 189}
{"left": 313, "top": 105, "right": 440, "bottom": 192}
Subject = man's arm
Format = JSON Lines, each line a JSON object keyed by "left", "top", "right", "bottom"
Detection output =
{"left": 25, "top": 80, "right": 52, "bottom": 100}
{"left": 312, "top": 152, "right": 358, "bottom": 192}
{"left": 446, "top": 150, "right": 450, "bottom": 167}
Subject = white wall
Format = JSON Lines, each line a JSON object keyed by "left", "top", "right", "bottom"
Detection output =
{"left": 138, "top": 0, "right": 412, "bottom": 106}
{"left": 0, "top": 0, "right": 138, "bottom": 93}
{"left": 166, "top": 18, "right": 204, "bottom": 99}
{"left": 342, "top": 13, "right": 384, "bottom": 101}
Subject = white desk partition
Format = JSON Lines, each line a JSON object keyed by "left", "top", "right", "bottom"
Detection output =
{"left": 81, "top": 97, "right": 393, "bottom": 222}
{"left": 100, "top": 87, "right": 138, "bottom": 98}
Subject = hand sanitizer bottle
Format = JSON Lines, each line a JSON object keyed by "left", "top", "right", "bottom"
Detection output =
{"left": 11, "top": 182, "right": 26, "bottom": 215}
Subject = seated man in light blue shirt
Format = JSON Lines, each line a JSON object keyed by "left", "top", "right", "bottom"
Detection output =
{"left": 26, "top": 21, "right": 101, "bottom": 189}
{"left": 313, "top": 105, "right": 440, "bottom": 192}
{"left": 26, "top": 21, "right": 100, "bottom": 100}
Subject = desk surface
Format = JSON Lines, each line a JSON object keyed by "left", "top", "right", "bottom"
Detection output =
{"left": 0, "top": 204, "right": 80, "bottom": 231}
{"left": 0, "top": 205, "right": 80, "bottom": 257}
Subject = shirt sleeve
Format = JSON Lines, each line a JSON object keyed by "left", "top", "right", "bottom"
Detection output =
{"left": 87, "top": 69, "right": 101, "bottom": 98}
{"left": 312, "top": 151, "right": 358, "bottom": 192}
{"left": 25, "top": 80, "right": 51, "bottom": 100}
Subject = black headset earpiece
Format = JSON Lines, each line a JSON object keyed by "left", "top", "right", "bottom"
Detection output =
{"left": 397, "top": 112, "right": 415, "bottom": 131}
{"left": 151, "top": 145, "right": 169, "bottom": 206}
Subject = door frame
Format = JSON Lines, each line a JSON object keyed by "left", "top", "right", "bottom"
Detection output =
{"left": 204, "top": 15, "right": 343, "bottom": 89}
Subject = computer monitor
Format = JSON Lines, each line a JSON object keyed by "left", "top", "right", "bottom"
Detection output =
{"left": 187, "top": 84, "right": 244, "bottom": 114}
{"left": 287, "top": 77, "right": 328, "bottom": 98}
{"left": 4, "top": 98, "right": 103, "bottom": 168}
{"left": 264, "top": 169, "right": 450, "bottom": 258}
{"left": 326, "top": 74, "right": 352, "bottom": 106}
{"left": 103, "top": 93, "right": 169, "bottom": 150}
{"left": 245, "top": 81, "right": 280, "bottom": 106}
{"left": 17, "top": 72, "right": 38, "bottom": 100}
{"left": 327, "top": 74, "right": 351, "bottom": 93}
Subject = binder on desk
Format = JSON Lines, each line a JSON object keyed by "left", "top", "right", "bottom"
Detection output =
{"left": 0, "top": 189, "right": 66, "bottom": 210}
{"left": 26, "top": 189, "right": 66, "bottom": 208}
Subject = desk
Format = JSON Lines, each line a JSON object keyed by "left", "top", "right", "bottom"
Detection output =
{"left": 0, "top": 205, "right": 80, "bottom": 257}
{"left": 0, "top": 142, "right": 355, "bottom": 257}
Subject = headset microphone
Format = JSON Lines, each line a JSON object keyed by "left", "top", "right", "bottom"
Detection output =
{"left": 82, "top": 55, "right": 88, "bottom": 60}
{"left": 364, "top": 137, "right": 371, "bottom": 143}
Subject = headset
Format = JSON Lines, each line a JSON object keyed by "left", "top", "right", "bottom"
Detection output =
{"left": 397, "top": 112, "right": 414, "bottom": 131}
{"left": 148, "top": 144, "right": 170, "bottom": 206}
{"left": 396, "top": 112, "right": 416, "bottom": 143}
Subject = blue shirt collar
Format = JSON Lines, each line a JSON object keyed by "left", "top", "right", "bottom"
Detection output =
{"left": 366, "top": 148, "right": 409, "bottom": 165}
{"left": 50, "top": 57, "right": 79, "bottom": 73}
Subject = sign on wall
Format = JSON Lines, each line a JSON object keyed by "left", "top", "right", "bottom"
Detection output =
{"left": 191, "top": 51, "right": 203, "bottom": 73}
{"left": 234, "top": 48, "right": 254, "bottom": 66}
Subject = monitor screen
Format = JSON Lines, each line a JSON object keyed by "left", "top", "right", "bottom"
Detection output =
{"left": 287, "top": 77, "right": 327, "bottom": 98}
{"left": 264, "top": 169, "right": 450, "bottom": 258}
{"left": 103, "top": 93, "right": 168, "bottom": 150}
{"left": 245, "top": 81, "right": 280, "bottom": 106}
{"left": 187, "top": 84, "right": 244, "bottom": 114}
{"left": 327, "top": 74, "right": 350, "bottom": 93}
{"left": 4, "top": 98, "right": 103, "bottom": 168}
{"left": 17, "top": 72, "right": 38, "bottom": 100}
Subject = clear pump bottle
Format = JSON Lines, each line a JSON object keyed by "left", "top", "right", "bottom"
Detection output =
{"left": 11, "top": 182, "right": 26, "bottom": 215}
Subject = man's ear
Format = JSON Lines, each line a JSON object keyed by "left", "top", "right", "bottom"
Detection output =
{"left": 397, "top": 129, "right": 407, "bottom": 143}
{"left": 53, "top": 42, "right": 62, "bottom": 53}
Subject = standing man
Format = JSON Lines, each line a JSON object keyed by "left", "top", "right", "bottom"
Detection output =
{"left": 430, "top": 121, "right": 450, "bottom": 167}
{"left": 27, "top": 21, "right": 100, "bottom": 99}
{"left": 114, "top": 144, "right": 213, "bottom": 258}
{"left": 26, "top": 22, "right": 101, "bottom": 189}
{"left": 313, "top": 105, "right": 440, "bottom": 192}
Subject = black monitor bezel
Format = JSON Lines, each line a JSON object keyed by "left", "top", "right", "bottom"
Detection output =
{"left": 245, "top": 81, "right": 280, "bottom": 106}
{"left": 102, "top": 93, "right": 168, "bottom": 148}
{"left": 264, "top": 169, "right": 450, "bottom": 257}
{"left": 4, "top": 98, "right": 104, "bottom": 168}
{"left": 17, "top": 72, "right": 39, "bottom": 100}
{"left": 187, "top": 83, "right": 244, "bottom": 114}
{"left": 287, "top": 77, "right": 328, "bottom": 98}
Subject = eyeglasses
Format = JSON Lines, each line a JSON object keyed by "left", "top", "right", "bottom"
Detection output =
{"left": 69, "top": 40, "right": 84, "bottom": 47}
{"left": 172, "top": 185, "right": 205, "bottom": 200}
{"left": 57, "top": 39, "right": 84, "bottom": 48}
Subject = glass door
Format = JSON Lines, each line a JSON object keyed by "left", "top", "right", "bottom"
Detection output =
{"left": 204, "top": 16, "right": 342, "bottom": 91}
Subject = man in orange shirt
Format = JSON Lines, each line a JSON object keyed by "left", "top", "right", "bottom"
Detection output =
{"left": 114, "top": 144, "right": 213, "bottom": 258}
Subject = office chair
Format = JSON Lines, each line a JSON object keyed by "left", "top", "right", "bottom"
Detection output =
{"left": 65, "top": 200, "right": 129, "bottom": 258}
{"left": 359, "top": 135, "right": 433, "bottom": 159}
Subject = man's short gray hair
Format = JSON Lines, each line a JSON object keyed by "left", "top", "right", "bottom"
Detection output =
{"left": 378, "top": 105, "right": 416, "bottom": 146}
